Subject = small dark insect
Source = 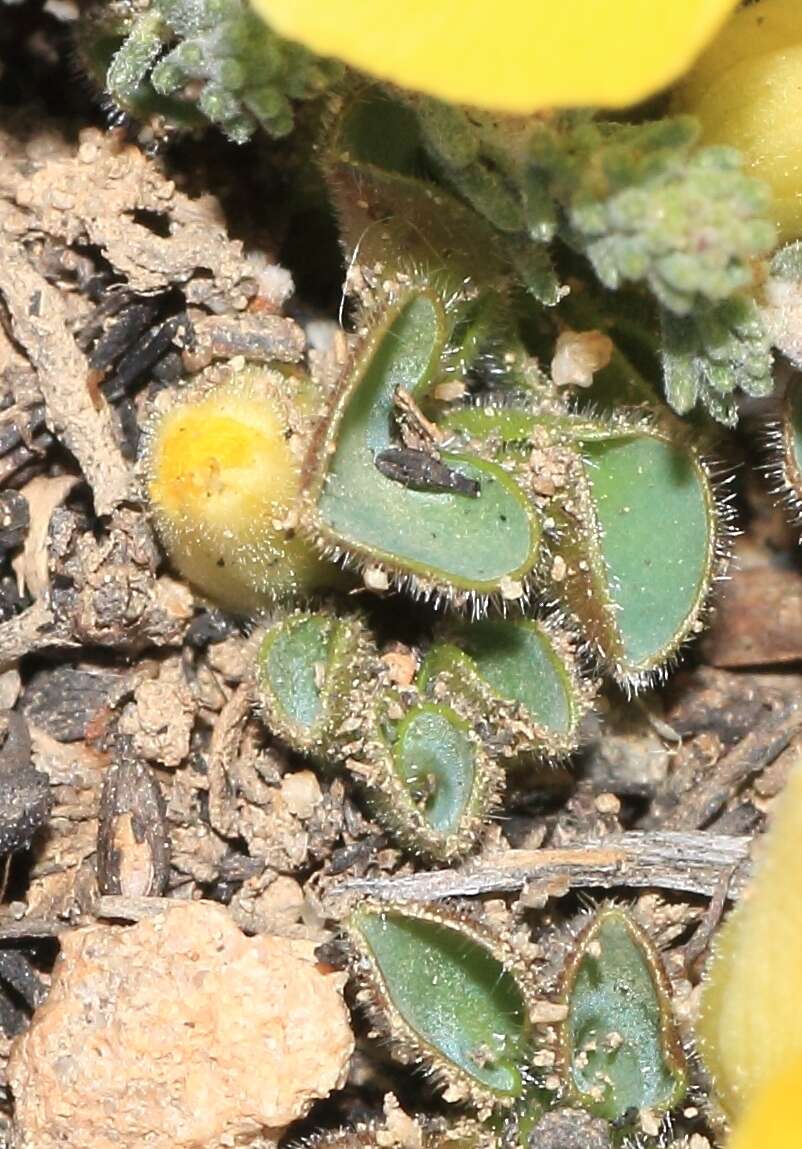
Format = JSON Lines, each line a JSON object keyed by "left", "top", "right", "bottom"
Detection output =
{"left": 374, "top": 447, "right": 480, "bottom": 498}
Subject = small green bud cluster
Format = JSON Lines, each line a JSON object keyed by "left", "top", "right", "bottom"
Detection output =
{"left": 76, "top": 0, "right": 342, "bottom": 142}
{"left": 661, "top": 296, "right": 774, "bottom": 427}
{"left": 545, "top": 119, "right": 774, "bottom": 314}
{"left": 331, "top": 89, "right": 776, "bottom": 423}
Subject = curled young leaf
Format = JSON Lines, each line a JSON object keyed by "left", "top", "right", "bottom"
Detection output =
{"left": 255, "top": 609, "right": 373, "bottom": 758}
{"left": 360, "top": 698, "right": 502, "bottom": 862}
{"left": 418, "top": 618, "right": 592, "bottom": 764}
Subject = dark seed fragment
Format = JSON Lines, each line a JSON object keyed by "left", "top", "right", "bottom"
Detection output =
{"left": 97, "top": 745, "right": 170, "bottom": 897}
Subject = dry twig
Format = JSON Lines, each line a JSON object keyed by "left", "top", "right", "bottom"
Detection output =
{"left": 331, "top": 831, "right": 752, "bottom": 904}
{"left": 662, "top": 697, "right": 802, "bottom": 830}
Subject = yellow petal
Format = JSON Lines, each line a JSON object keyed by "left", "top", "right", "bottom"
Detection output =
{"left": 675, "top": 0, "right": 802, "bottom": 109}
{"left": 674, "top": 0, "right": 802, "bottom": 243}
{"left": 698, "top": 757, "right": 802, "bottom": 1119}
{"left": 728, "top": 1052, "right": 802, "bottom": 1149}
{"left": 250, "top": 0, "right": 739, "bottom": 112}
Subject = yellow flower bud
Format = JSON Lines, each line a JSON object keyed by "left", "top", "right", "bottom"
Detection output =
{"left": 250, "top": 0, "right": 738, "bottom": 114}
{"left": 142, "top": 368, "right": 331, "bottom": 613}
{"left": 674, "top": 0, "right": 802, "bottom": 242}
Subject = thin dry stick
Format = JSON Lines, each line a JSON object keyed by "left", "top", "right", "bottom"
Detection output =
{"left": 331, "top": 831, "right": 752, "bottom": 904}
{"left": 206, "top": 683, "right": 252, "bottom": 840}
{"left": 683, "top": 864, "right": 737, "bottom": 978}
{"left": 0, "top": 918, "right": 65, "bottom": 940}
{"left": 0, "top": 600, "right": 78, "bottom": 674}
{"left": 94, "top": 895, "right": 177, "bottom": 923}
{"left": 662, "top": 698, "right": 802, "bottom": 831}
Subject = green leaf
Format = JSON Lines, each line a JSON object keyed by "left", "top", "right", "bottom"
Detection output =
{"left": 334, "top": 89, "right": 423, "bottom": 175}
{"left": 448, "top": 620, "right": 577, "bottom": 734}
{"left": 256, "top": 612, "right": 498, "bottom": 858}
{"left": 556, "top": 427, "right": 719, "bottom": 686}
{"left": 438, "top": 406, "right": 545, "bottom": 446}
{"left": 304, "top": 290, "right": 540, "bottom": 597}
{"left": 323, "top": 89, "right": 559, "bottom": 304}
{"left": 418, "top": 619, "right": 591, "bottom": 762}
{"left": 394, "top": 705, "right": 480, "bottom": 837}
{"left": 326, "top": 162, "right": 513, "bottom": 290}
{"left": 350, "top": 904, "right": 531, "bottom": 1102}
{"left": 323, "top": 87, "right": 493, "bottom": 280}
{"left": 559, "top": 908, "right": 687, "bottom": 1123}
{"left": 363, "top": 699, "right": 500, "bottom": 861}
{"left": 255, "top": 610, "right": 369, "bottom": 757}
{"left": 429, "top": 404, "right": 720, "bottom": 683}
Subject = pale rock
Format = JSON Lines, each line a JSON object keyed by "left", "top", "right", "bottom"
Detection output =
{"left": 280, "top": 770, "right": 322, "bottom": 820}
{"left": 10, "top": 902, "right": 353, "bottom": 1149}
{"left": 551, "top": 328, "right": 613, "bottom": 387}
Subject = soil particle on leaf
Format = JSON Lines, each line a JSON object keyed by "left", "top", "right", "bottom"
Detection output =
{"left": 527, "top": 1108, "right": 612, "bottom": 1149}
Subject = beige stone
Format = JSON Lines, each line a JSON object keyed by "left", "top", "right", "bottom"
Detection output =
{"left": 10, "top": 902, "right": 354, "bottom": 1149}
{"left": 551, "top": 328, "right": 613, "bottom": 388}
{"left": 280, "top": 770, "right": 322, "bottom": 821}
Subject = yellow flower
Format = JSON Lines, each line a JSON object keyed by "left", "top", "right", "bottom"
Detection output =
{"left": 250, "top": 0, "right": 738, "bottom": 113}
{"left": 674, "top": 0, "right": 802, "bottom": 242}
{"left": 697, "top": 756, "right": 802, "bottom": 1143}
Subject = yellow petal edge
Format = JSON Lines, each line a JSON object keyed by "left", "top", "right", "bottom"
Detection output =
{"left": 728, "top": 1051, "right": 802, "bottom": 1149}
{"left": 250, "top": 0, "right": 739, "bottom": 113}
{"left": 698, "top": 755, "right": 802, "bottom": 1137}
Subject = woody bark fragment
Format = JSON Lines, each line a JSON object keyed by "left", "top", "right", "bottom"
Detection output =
{"left": 0, "top": 243, "right": 130, "bottom": 515}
